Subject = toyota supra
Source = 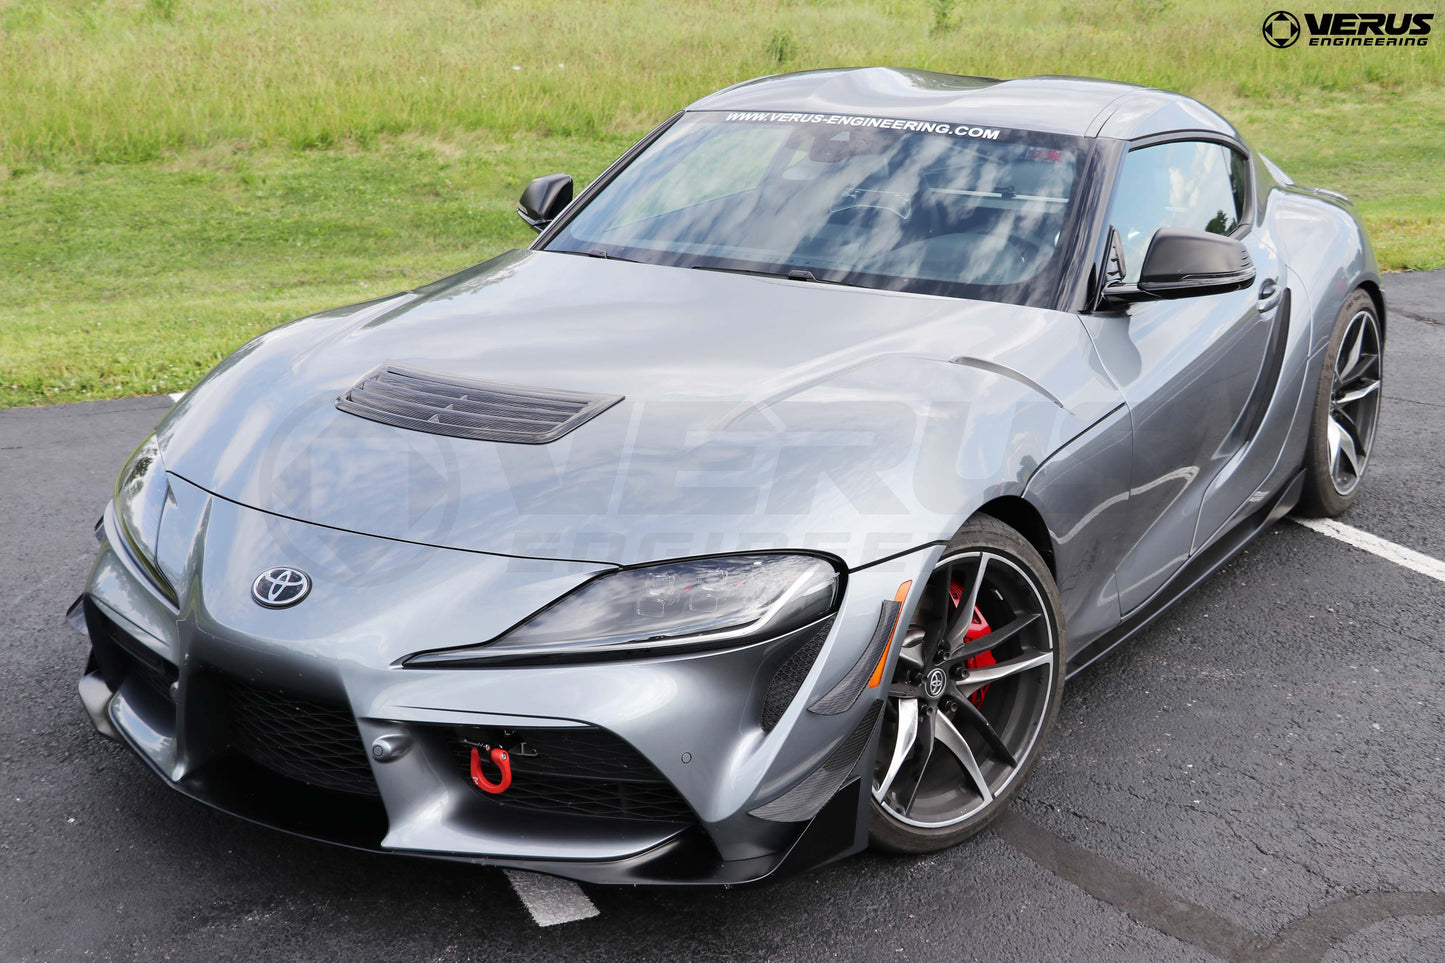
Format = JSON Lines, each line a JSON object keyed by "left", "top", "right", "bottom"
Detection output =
{"left": 69, "top": 68, "right": 1385, "bottom": 884}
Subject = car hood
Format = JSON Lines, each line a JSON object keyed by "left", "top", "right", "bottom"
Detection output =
{"left": 158, "top": 250, "right": 1119, "bottom": 568}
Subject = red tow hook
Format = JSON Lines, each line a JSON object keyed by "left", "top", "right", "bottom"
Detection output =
{"left": 470, "top": 746, "right": 512, "bottom": 794}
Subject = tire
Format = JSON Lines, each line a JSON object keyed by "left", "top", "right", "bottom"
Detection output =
{"left": 868, "top": 514, "right": 1064, "bottom": 854}
{"left": 1297, "top": 289, "right": 1384, "bottom": 517}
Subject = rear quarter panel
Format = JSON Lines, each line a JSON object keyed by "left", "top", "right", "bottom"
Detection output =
{"left": 1264, "top": 184, "right": 1383, "bottom": 353}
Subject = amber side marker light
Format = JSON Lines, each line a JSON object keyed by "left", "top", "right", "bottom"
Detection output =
{"left": 867, "top": 580, "right": 913, "bottom": 689}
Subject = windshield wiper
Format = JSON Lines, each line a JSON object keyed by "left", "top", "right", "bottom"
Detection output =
{"left": 587, "top": 248, "right": 639, "bottom": 261}
{"left": 554, "top": 247, "right": 641, "bottom": 263}
{"left": 689, "top": 264, "right": 864, "bottom": 288}
{"left": 789, "top": 269, "right": 839, "bottom": 283}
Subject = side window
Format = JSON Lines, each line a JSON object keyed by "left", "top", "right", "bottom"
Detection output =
{"left": 1228, "top": 148, "right": 1252, "bottom": 226}
{"left": 1107, "top": 141, "right": 1243, "bottom": 282}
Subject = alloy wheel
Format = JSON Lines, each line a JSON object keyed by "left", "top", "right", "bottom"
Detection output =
{"left": 1326, "top": 309, "right": 1383, "bottom": 497}
{"left": 872, "top": 550, "right": 1057, "bottom": 828}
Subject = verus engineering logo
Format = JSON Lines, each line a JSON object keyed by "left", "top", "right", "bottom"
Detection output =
{"left": 1263, "top": 10, "right": 1434, "bottom": 47}
{"left": 1263, "top": 10, "right": 1302, "bottom": 47}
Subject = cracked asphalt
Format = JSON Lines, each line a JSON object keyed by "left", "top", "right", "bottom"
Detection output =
{"left": 1, "top": 272, "right": 1441, "bottom": 962}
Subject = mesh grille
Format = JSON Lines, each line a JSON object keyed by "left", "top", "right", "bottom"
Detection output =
{"left": 760, "top": 618, "right": 834, "bottom": 732}
{"left": 223, "top": 679, "right": 378, "bottom": 797}
{"left": 448, "top": 726, "right": 693, "bottom": 823}
{"left": 337, "top": 363, "right": 622, "bottom": 444}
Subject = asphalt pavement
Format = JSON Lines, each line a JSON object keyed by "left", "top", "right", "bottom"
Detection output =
{"left": 2, "top": 272, "right": 1442, "bottom": 962}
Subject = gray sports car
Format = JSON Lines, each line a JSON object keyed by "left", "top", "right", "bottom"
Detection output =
{"left": 71, "top": 68, "right": 1384, "bottom": 884}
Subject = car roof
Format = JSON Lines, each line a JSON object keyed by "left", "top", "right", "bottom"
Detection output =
{"left": 687, "top": 67, "right": 1239, "bottom": 141}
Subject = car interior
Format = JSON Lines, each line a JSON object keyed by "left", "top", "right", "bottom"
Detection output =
{"left": 582, "top": 123, "right": 1082, "bottom": 289}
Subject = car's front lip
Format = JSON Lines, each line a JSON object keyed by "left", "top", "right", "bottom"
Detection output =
{"left": 75, "top": 475, "right": 935, "bottom": 883}
{"left": 77, "top": 661, "right": 870, "bottom": 885}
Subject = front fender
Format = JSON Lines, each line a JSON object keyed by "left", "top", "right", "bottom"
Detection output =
{"left": 767, "top": 318, "right": 1121, "bottom": 569}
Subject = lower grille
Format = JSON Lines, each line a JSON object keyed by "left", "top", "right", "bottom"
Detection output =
{"left": 85, "top": 600, "right": 177, "bottom": 700}
{"left": 447, "top": 726, "right": 693, "bottom": 823}
{"left": 223, "top": 679, "right": 378, "bottom": 797}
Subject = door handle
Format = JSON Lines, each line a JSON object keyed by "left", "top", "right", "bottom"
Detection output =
{"left": 1257, "top": 278, "right": 1282, "bottom": 312}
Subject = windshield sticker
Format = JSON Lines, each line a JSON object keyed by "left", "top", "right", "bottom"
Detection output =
{"left": 722, "top": 111, "right": 1003, "bottom": 139}
{"left": 1026, "top": 147, "right": 1065, "bottom": 162}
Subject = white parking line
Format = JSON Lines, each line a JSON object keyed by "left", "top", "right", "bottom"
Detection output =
{"left": 503, "top": 869, "right": 600, "bottom": 927}
{"left": 1291, "top": 517, "right": 1445, "bottom": 584}
{"left": 167, "top": 391, "right": 186, "bottom": 402}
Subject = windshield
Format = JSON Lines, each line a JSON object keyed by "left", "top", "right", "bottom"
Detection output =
{"left": 543, "top": 111, "right": 1092, "bottom": 305}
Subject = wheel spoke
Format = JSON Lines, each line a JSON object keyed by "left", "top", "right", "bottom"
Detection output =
{"left": 958, "top": 553, "right": 989, "bottom": 627}
{"left": 959, "top": 650, "right": 1052, "bottom": 692}
{"left": 899, "top": 710, "right": 935, "bottom": 816}
{"left": 1326, "top": 415, "right": 1343, "bottom": 476}
{"left": 949, "top": 694, "right": 1018, "bottom": 768}
{"left": 936, "top": 553, "right": 990, "bottom": 657}
{"left": 922, "top": 563, "right": 953, "bottom": 651}
{"left": 1338, "top": 353, "right": 1379, "bottom": 389}
{"left": 1335, "top": 377, "right": 1380, "bottom": 407}
{"left": 1334, "top": 406, "right": 1365, "bottom": 449}
{"left": 934, "top": 714, "right": 993, "bottom": 805}
{"left": 1337, "top": 314, "right": 1366, "bottom": 381}
{"left": 1329, "top": 414, "right": 1363, "bottom": 477}
{"left": 896, "top": 625, "right": 927, "bottom": 671}
{"left": 874, "top": 698, "right": 919, "bottom": 802}
{"left": 949, "top": 612, "right": 1040, "bottom": 662}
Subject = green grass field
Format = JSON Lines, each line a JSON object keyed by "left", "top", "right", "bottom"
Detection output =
{"left": 2, "top": 0, "right": 1441, "bottom": 407}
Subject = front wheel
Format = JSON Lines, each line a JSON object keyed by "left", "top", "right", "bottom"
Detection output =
{"left": 869, "top": 514, "right": 1064, "bottom": 854}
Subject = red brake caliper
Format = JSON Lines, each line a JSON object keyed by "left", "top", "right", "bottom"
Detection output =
{"left": 949, "top": 581, "right": 996, "bottom": 707}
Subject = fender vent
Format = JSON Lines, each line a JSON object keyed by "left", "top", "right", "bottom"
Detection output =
{"left": 337, "top": 364, "right": 622, "bottom": 444}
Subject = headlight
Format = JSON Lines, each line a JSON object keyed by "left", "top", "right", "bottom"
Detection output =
{"left": 113, "top": 435, "right": 176, "bottom": 603}
{"left": 405, "top": 554, "right": 840, "bottom": 666}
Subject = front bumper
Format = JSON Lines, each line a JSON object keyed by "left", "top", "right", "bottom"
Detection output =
{"left": 74, "top": 474, "right": 934, "bottom": 884}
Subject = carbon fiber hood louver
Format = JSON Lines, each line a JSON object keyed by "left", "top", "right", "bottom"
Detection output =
{"left": 337, "top": 364, "right": 623, "bottom": 444}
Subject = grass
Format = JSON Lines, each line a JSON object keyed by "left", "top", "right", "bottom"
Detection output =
{"left": 0, "top": 134, "right": 628, "bottom": 404}
{"left": 1, "top": 0, "right": 1441, "bottom": 407}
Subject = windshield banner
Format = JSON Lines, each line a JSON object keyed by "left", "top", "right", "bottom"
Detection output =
{"left": 722, "top": 110, "right": 1003, "bottom": 139}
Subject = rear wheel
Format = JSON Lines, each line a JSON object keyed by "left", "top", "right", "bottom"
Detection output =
{"left": 868, "top": 515, "right": 1063, "bottom": 853}
{"left": 1298, "top": 290, "right": 1383, "bottom": 517}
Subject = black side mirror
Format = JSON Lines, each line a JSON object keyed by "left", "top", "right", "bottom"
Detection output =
{"left": 518, "top": 174, "right": 573, "bottom": 232}
{"left": 1103, "top": 227, "right": 1254, "bottom": 306}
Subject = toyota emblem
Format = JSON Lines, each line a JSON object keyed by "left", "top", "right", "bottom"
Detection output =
{"left": 251, "top": 566, "right": 312, "bottom": 608}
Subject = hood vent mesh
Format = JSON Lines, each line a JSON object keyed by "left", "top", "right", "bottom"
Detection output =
{"left": 337, "top": 364, "right": 622, "bottom": 444}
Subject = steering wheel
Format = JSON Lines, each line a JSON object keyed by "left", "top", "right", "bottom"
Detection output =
{"left": 1004, "top": 234, "right": 1042, "bottom": 266}
{"left": 827, "top": 203, "right": 910, "bottom": 228}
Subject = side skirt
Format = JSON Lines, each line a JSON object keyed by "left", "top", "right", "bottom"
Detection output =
{"left": 1064, "top": 469, "right": 1304, "bottom": 678}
